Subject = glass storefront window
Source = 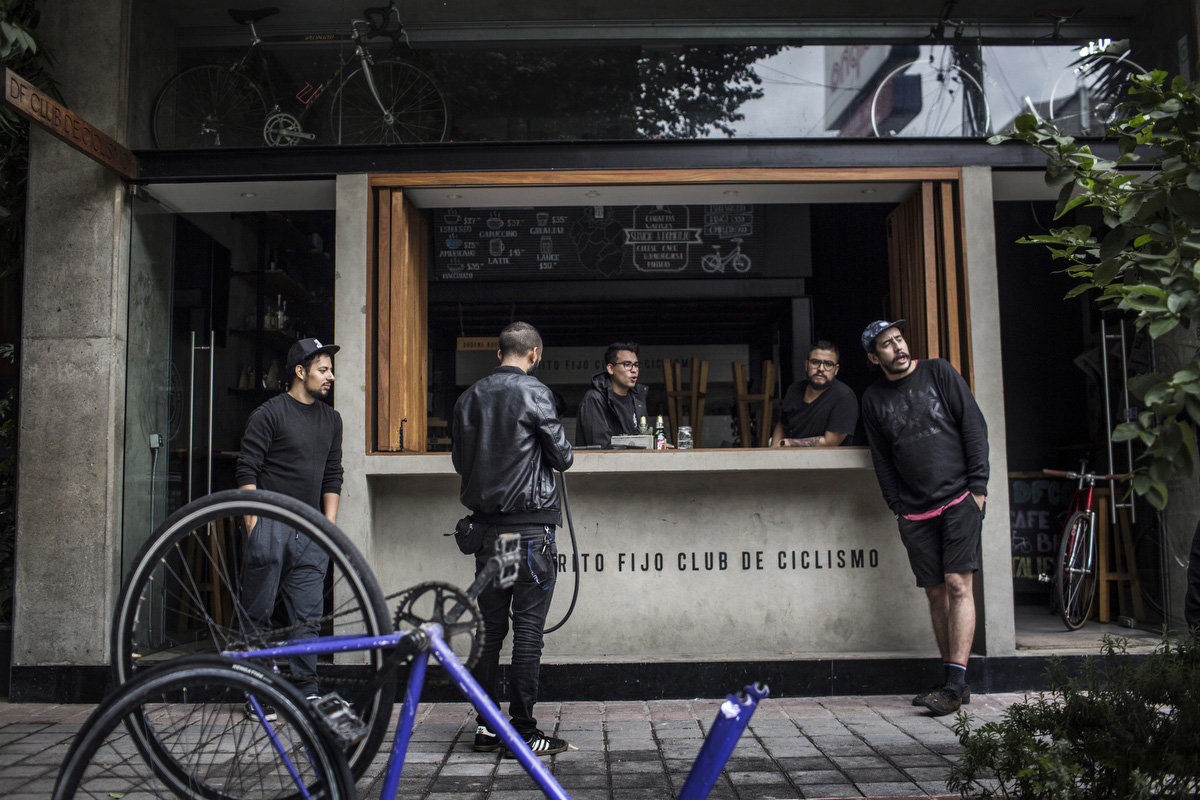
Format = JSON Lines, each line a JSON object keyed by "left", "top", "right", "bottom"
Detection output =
{"left": 129, "top": 0, "right": 1150, "bottom": 149}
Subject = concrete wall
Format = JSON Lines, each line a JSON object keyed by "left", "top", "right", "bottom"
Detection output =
{"left": 962, "top": 166, "right": 1015, "bottom": 656}
{"left": 15, "top": 0, "right": 132, "bottom": 667}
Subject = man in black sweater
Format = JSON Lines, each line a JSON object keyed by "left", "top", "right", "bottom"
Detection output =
{"left": 453, "top": 321, "right": 574, "bottom": 757}
{"left": 576, "top": 341, "right": 648, "bottom": 448}
{"left": 860, "top": 320, "right": 988, "bottom": 716}
{"left": 235, "top": 337, "right": 343, "bottom": 703}
{"left": 770, "top": 340, "right": 859, "bottom": 447}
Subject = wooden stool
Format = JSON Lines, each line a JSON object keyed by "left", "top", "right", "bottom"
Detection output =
{"left": 732, "top": 360, "right": 776, "bottom": 448}
{"left": 1094, "top": 489, "right": 1144, "bottom": 623}
{"left": 175, "top": 518, "right": 234, "bottom": 632}
{"left": 427, "top": 416, "right": 452, "bottom": 451}
{"left": 663, "top": 358, "right": 708, "bottom": 446}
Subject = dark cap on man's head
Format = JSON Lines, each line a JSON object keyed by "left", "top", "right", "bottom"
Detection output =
{"left": 860, "top": 319, "right": 905, "bottom": 352}
{"left": 287, "top": 337, "right": 340, "bottom": 371}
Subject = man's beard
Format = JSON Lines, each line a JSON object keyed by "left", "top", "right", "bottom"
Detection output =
{"left": 527, "top": 357, "right": 541, "bottom": 376}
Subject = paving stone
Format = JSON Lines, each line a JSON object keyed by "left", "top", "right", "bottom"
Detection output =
{"left": 790, "top": 768, "right": 852, "bottom": 785}
{"left": 855, "top": 781, "right": 925, "bottom": 796}
{"left": 843, "top": 767, "right": 908, "bottom": 782}
{"left": 800, "top": 782, "right": 864, "bottom": 797}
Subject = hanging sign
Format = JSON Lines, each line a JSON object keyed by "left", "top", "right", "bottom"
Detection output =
{"left": 4, "top": 68, "right": 137, "bottom": 179}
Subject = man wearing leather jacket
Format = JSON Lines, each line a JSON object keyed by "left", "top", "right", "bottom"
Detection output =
{"left": 452, "top": 321, "right": 575, "bottom": 757}
{"left": 576, "top": 341, "right": 648, "bottom": 448}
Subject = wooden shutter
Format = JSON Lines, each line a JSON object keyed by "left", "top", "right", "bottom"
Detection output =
{"left": 885, "top": 180, "right": 973, "bottom": 387}
{"left": 372, "top": 189, "right": 428, "bottom": 452}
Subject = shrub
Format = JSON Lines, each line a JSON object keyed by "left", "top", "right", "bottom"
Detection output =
{"left": 947, "top": 632, "right": 1200, "bottom": 799}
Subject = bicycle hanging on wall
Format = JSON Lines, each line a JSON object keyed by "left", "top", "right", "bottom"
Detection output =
{"left": 151, "top": 2, "right": 448, "bottom": 148}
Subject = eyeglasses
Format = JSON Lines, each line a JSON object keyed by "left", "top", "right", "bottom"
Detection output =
{"left": 613, "top": 360, "right": 640, "bottom": 371}
{"left": 807, "top": 358, "right": 838, "bottom": 370}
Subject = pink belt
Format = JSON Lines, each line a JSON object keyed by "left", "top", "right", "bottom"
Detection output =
{"left": 901, "top": 490, "right": 972, "bottom": 521}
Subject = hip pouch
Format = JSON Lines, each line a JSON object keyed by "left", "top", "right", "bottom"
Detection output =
{"left": 452, "top": 516, "right": 484, "bottom": 554}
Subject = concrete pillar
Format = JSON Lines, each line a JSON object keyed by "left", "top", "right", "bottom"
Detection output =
{"left": 961, "top": 166, "right": 1016, "bottom": 656}
{"left": 333, "top": 175, "right": 374, "bottom": 560}
{"left": 13, "top": 0, "right": 132, "bottom": 689}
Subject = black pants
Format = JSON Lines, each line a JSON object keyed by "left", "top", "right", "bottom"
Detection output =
{"left": 471, "top": 524, "right": 557, "bottom": 737}
{"left": 1187, "top": 518, "right": 1200, "bottom": 630}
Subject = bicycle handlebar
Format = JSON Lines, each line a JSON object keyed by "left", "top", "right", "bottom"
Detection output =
{"left": 1042, "top": 468, "right": 1132, "bottom": 482}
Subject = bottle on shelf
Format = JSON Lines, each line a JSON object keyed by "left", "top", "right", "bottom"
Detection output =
{"left": 638, "top": 415, "right": 649, "bottom": 436}
{"left": 654, "top": 415, "right": 666, "bottom": 450}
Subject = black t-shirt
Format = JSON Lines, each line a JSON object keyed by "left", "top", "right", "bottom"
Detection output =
{"left": 235, "top": 392, "right": 344, "bottom": 509}
{"left": 776, "top": 379, "right": 859, "bottom": 445}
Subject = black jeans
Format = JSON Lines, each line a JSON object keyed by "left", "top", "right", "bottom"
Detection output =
{"left": 471, "top": 524, "right": 557, "bottom": 737}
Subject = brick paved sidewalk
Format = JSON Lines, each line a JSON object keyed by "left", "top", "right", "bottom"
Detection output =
{"left": 0, "top": 693, "right": 1023, "bottom": 799}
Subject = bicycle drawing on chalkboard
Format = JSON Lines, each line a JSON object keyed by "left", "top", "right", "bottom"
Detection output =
{"left": 700, "top": 238, "right": 752, "bottom": 273}
{"left": 151, "top": 2, "right": 447, "bottom": 148}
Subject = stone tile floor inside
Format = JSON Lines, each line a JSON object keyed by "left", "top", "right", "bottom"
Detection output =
{"left": 0, "top": 691, "right": 1024, "bottom": 799}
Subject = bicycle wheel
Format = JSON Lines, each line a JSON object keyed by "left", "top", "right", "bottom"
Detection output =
{"left": 1055, "top": 511, "right": 1097, "bottom": 630}
{"left": 53, "top": 655, "right": 352, "bottom": 800}
{"left": 152, "top": 64, "right": 267, "bottom": 148}
{"left": 330, "top": 59, "right": 448, "bottom": 144}
{"left": 1046, "top": 53, "right": 1147, "bottom": 136}
{"left": 111, "top": 489, "right": 395, "bottom": 781}
{"left": 870, "top": 59, "right": 990, "bottom": 137}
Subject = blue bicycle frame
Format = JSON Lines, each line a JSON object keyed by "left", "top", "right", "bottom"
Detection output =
{"left": 225, "top": 625, "right": 766, "bottom": 800}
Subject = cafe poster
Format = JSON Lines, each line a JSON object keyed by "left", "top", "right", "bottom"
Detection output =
{"left": 433, "top": 204, "right": 777, "bottom": 281}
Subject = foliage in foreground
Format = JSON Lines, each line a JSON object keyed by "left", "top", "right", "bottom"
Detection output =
{"left": 947, "top": 632, "right": 1200, "bottom": 799}
{"left": 989, "top": 70, "right": 1200, "bottom": 509}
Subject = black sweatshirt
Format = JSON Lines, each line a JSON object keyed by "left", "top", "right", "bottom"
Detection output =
{"left": 235, "top": 392, "right": 344, "bottom": 509}
{"left": 860, "top": 359, "right": 989, "bottom": 515}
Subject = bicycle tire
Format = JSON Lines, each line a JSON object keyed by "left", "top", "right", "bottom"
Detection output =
{"left": 1046, "top": 53, "right": 1147, "bottom": 137}
{"left": 53, "top": 655, "right": 352, "bottom": 800}
{"left": 111, "top": 489, "right": 395, "bottom": 781}
{"left": 152, "top": 64, "right": 268, "bottom": 148}
{"left": 330, "top": 58, "right": 448, "bottom": 144}
{"left": 1055, "top": 511, "right": 1097, "bottom": 630}
{"left": 870, "top": 58, "right": 990, "bottom": 137}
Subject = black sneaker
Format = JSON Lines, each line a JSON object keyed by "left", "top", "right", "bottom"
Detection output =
{"left": 918, "top": 685, "right": 967, "bottom": 716}
{"left": 244, "top": 699, "right": 278, "bottom": 722}
{"left": 504, "top": 729, "right": 568, "bottom": 758}
{"left": 473, "top": 725, "right": 501, "bottom": 752}
{"left": 912, "top": 684, "right": 970, "bottom": 706}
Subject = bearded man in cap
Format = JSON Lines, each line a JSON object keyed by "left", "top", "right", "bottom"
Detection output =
{"left": 859, "top": 320, "right": 989, "bottom": 717}
{"left": 235, "top": 337, "right": 343, "bottom": 708}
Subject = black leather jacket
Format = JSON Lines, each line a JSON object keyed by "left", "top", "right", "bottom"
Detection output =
{"left": 451, "top": 365, "right": 574, "bottom": 525}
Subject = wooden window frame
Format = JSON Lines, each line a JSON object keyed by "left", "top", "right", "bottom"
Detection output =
{"left": 367, "top": 168, "right": 971, "bottom": 454}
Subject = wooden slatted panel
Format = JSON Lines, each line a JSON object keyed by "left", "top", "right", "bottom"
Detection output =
{"left": 884, "top": 180, "right": 973, "bottom": 385}
{"left": 388, "top": 191, "right": 429, "bottom": 453}
{"left": 374, "top": 189, "right": 392, "bottom": 451}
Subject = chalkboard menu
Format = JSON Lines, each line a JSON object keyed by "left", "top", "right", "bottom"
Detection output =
{"left": 1008, "top": 473, "right": 1073, "bottom": 602}
{"left": 433, "top": 205, "right": 778, "bottom": 281}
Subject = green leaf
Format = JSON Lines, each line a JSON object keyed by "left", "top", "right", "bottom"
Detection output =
{"left": 1169, "top": 189, "right": 1200, "bottom": 228}
{"left": 1112, "top": 422, "right": 1142, "bottom": 443}
{"left": 1148, "top": 317, "right": 1181, "bottom": 338}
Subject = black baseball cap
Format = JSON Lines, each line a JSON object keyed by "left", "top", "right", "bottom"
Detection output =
{"left": 287, "top": 337, "right": 340, "bottom": 371}
{"left": 860, "top": 319, "right": 905, "bottom": 352}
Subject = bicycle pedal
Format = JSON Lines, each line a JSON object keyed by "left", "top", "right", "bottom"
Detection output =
{"left": 309, "top": 693, "right": 369, "bottom": 748}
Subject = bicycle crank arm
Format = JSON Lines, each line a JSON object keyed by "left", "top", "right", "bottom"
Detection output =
{"left": 275, "top": 130, "right": 318, "bottom": 142}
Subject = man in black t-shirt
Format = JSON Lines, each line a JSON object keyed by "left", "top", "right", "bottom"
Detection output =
{"left": 860, "top": 320, "right": 988, "bottom": 718}
{"left": 576, "top": 342, "right": 648, "bottom": 448}
{"left": 235, "top": 337, "right": 343, "bottom": 705}
{"left": 771, "top": 340, "right": 858, "bottom": 447}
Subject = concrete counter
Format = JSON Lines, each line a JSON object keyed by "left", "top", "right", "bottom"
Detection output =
{"left": 365, "top": 448, "right": 938, "bottom": 661}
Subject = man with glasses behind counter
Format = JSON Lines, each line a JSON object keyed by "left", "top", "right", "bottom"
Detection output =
{"left": 771, "top": 340, "right": 859, "bottom": 447}
{"left": 576, "top": 341, "right": 648, "bottom": 448}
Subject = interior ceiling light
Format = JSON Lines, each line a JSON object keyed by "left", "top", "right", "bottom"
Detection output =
{"left": 861, "top": 188, "right": 877, "bottom": 195}
{"left": 584, "top": 190, "right": 601, "bottom": 198}
{"left": 446, "top": 193, "right": 462, "bottom": 200}
{"left": 240, "top": 192, "right": 256, "bottom": 198}
{"left": 723, "top": 189, "right": 739, "bottom": 196}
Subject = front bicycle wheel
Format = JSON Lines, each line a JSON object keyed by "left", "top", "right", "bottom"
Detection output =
{"left": 330, "top": 59, "right": 448, "bottom": 144}
{"left": 1046, "top": 53, "right": 1147, "bottom": 136}
{"left": 870, "top": 59, "right": 990, "bottom": 137}
{"left": 152, "top": 64, "right": 267, "bottom": 148}
{"left": 53, "top": 655, "right": 352, "bottom": 800}
{"left": 111, "top": 489, "right": 395, "bottom": 781}
{"left": 1055, "top": 511, "right": 1097, "bottom": 630}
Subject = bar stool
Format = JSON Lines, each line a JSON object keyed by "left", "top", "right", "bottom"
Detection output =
{"left": 1093, "top": 489, "right": 1144, "bottom": 623}
{"left": 175, "top": 518, "right": 234, "bottom": 632}
{"left": 732, "top": 360, "right": 776, "bottom": 448}
{"left": 663, "top": 358, "right": 708, "bottom": 446}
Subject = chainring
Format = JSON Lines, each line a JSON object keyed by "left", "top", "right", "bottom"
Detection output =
{"left": 392, "top": 582, "right": 485, "bottom": 670}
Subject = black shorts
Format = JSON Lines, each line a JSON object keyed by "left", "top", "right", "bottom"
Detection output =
{"left": 897, "top": 496, "right": 983, "bottom": 587}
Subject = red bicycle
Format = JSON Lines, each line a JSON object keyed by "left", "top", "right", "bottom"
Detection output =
{"left": 1042, "top": 465, "right": 1130, "bottom": 630}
